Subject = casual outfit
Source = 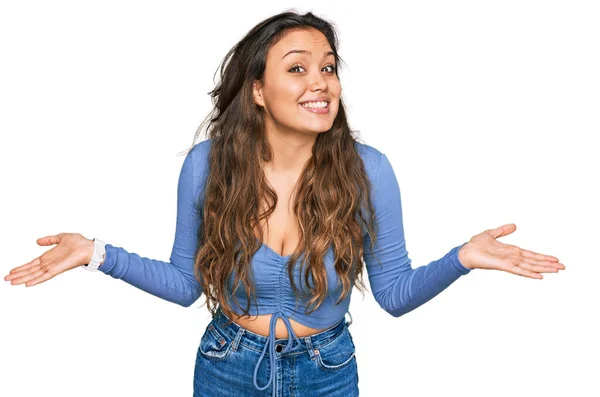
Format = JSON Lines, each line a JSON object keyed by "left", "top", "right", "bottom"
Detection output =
{"left": 98, "top": 139, "right": 472, "bottom": 396}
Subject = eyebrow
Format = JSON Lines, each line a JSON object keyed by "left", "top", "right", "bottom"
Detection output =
{"left": 281, "top": 49, "right": 335, "bottom": 60}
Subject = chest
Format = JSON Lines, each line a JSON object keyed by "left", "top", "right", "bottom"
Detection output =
{"left": 231, "top": 170, "right": 344, "bottom": 302}
{"left": 252, "top": 171, "right": 302, "bottom": 258}
{"left": 231, "top": 181, "right": 341, "bottom": 303}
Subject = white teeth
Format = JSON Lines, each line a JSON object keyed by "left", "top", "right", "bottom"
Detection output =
{"left": 301, "top": 101, "right": 328, "bottom": 109}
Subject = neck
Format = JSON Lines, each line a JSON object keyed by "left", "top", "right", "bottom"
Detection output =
{"left": 262, "top": 123, "right": 316, "bottom": 174}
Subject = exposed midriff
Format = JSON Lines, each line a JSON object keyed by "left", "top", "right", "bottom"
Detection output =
{"left": 233, "top": 314, "right": 328, "bottom": 338}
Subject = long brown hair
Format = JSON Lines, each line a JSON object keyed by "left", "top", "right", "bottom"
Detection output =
{"left": 181, "top": 10, "right": 379, "bottom": 323}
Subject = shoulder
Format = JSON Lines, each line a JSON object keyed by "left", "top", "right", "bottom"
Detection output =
{"left": 187, "top": 138, "right": 212, "bottom": 177}
{"left": 353, "top": 140, "right": 385, "bottom": 181}
{"left": 181, "top": 138, "right": 212, "bottom": 203}
{"left": 189, "top": 137, "right": 212, "bottom": 159}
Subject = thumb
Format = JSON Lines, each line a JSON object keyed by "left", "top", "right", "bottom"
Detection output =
{"left": 489, "top": 223, "right": 517, "bottom": 239}
{"left": 37, "top": 234, "right": 62, "bottom": 246}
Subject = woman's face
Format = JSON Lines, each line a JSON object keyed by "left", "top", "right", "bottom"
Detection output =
{"left": 253, "top": 28, "right": 341, "bottom": 138}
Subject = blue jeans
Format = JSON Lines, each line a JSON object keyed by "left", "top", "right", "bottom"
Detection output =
{"left": 193, "top": 308, "right": 359, "bottom": 396}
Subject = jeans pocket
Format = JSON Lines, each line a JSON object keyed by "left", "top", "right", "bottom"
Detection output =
{"left": 315, "top": 327, "right": 356, "bottom": 371}
{"left": 198, "top": 320, "right": 233, "bottom": 361}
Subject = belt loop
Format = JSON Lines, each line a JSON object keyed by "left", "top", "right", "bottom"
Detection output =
{"left": 231, "top": 326, "right": 245, "bottom": 351}
{"left": 304, "top": 336, "right": 316, "bottom": 359}
{"left": 345, "top": 310, "right": 353, "bottom": 327}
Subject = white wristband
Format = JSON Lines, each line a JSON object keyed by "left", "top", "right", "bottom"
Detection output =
{"left": 83, "top": 238, "right": 106, "bottom": 272}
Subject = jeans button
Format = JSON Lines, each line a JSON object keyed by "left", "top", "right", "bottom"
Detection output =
{"left": 275, "top": 344, "right": 283, "bottom": 353}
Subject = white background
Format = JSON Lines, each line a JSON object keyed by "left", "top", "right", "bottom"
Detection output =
{"left": 1, "top": 1, "right": 598, "bottom": 396}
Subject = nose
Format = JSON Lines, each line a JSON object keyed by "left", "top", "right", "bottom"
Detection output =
{"left": 309, "top": 70, "right": 328, "bottom": 92}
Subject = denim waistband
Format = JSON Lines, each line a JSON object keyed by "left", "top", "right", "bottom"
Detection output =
{"left": 211, "top": 308, "right": 353, "bottom": 397}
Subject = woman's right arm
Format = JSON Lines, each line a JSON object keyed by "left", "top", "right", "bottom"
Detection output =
{"left": 5, "top": 141, "right": 208, "bottom": 308}
{"left": 97, "top": 143, "right": 207, "bottom": 307}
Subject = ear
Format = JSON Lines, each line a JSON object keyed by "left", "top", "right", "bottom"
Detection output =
{"left": 253, "top": 80, "right": 265, "bottom": 107}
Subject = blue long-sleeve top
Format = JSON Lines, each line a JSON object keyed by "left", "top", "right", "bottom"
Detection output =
{"left": 98, "top": 138, "right": 471, "bottom": 394}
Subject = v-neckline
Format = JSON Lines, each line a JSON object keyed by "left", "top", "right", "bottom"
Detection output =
{"left": 255, "top": 237, "right": 293, "bottom": 260}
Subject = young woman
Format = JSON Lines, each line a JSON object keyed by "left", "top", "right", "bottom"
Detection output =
{"left": 5, "top": 10, "right": 565, "bottom": 397}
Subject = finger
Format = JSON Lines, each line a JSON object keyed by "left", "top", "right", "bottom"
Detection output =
{"left": 519, "top": 260, "right": 562, "bottom": 273}
{"left": 5, "top": 257, "right": 41, "bottom": 280}
{"left": 6, "top": 264, "right": 42, "bottom": 283}
{"left": 520, "top": 248, "right": 560, "bottom": 263}
{"left": 489, "top": 223, "right": 517, "bottom": 239}
{"left": 37, "top": 235, "right": 61, "bottom": 246}
{"left": 509, "top": 263, "right": 543, "bottom": 279}
{"left": 530, "top": 260, "right": 565, "bottom": 271}
{"left": 26, "top": 269, "right": 57, "bottom": 287}
{"left": 517, "top": 254, "right": 566, "bottom": 270}
{"left": 11, "top": 267, "right": 46, "bottom": 286}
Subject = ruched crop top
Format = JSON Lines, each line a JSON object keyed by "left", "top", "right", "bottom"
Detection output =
{"left": 98, "top": 138, "right": 472, "bottom": 395}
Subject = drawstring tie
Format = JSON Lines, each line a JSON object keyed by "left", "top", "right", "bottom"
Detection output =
{"left": 253, "top": 310, "right": 303, "bottom": 396}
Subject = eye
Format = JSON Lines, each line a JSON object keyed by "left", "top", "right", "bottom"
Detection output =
{"left": 289, "top": 64, "right": 337, "bottom": 74}
{"left": 324, "top": 64, "right": 337, "bottom": 73}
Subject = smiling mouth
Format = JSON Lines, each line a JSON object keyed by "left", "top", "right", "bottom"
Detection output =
{"left": 299, "top": 101, "right": 329, "bottom": 109}
{"left": 299, "top": 103, "right": 329, "bottom": 114}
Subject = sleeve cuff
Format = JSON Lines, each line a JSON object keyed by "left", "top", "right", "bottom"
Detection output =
{"left": 449, "top": 242, "right": 472, "bottom": 275}
{"left": 98, "top": 243, "right": 118, "bottom": 275}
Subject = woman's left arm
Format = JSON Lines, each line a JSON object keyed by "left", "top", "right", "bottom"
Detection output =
{"left": 363, "top": 153, "right": 565, "bottom": 318}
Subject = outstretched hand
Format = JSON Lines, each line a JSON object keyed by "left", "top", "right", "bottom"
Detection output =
{"left": 458, "top": 223, "right": 566, "bottom": 279}
{"left": 4, "top": 233, "right": 94, "bottom": 287}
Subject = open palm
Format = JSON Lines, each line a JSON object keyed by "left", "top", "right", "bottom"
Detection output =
{"left": 459, "top": 223, "right": 566, "bottom": 279}
{"left": 4, "top": 233, "right": 92, "bottom": 287}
